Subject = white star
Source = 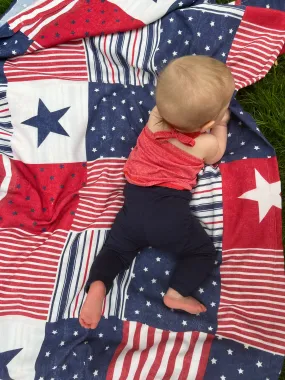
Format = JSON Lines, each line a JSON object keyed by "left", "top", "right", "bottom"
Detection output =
{"left": 94, "top": 106, "right": 97, "bottom": 110}
{"left": 205, "top": 46, "right": 210, "bottom": 51}
{"left": 197, "top": 32, "right": 201, "bottom": 37}
{"left": 256, "top": 361, "right": 262, "bottom": 368}
{"left": 211, "top": 358, "right": 217, "bottom": 364}
{"left": 102, "top": 135, "right": 106, "bottom": 140}
{"left": 230, "top": 152, "right": 234, "bottom": 155}
{"left": 101, "top": 116, "right": 106, "bottom": 121}
{"left": 256, "top": 127, "right": 260, "bottom": 132}
{"left": 242, "top": 157, "right": 247, "bottom": 160}
{"left": 59, "top": 341, "right": 65, "bottom": 346}
{"left": 112, "top": 126, "right": 116, "bottom": 131}
{"left": 135, "top": 310, "right": 140, "bottom": 314}
{"left": 113, "top": 326, "right": 117, "bottom": 331}
{"left": 102, "top": 97, "right": 106, "bottom": 102}
{"left": 240, "top": 141, "right": 245, "bottom": 146}
{"left": 94, "top": 88, "right": 99, "bottom": 92}
{"left": 266, "top": 4, "right": 270, "bottom": 8}
{"left": 52, "top": 330, "right": 58, "bottom": 334}
{"left": 229, "top": 28, "right": 234, "bottom": 34}
{"left": 139, "top": 118, "right": 143, "bottom": 123}
{"left": 39, "top": 377, "right": 44, "bottom": 380}
{"left": 121, "top": 136, "right": 125, "bottom": 141}
{"left": 167, "top": 39, "right": 172, "bottom": 44}
{"left": 208, "top": 326, "right": 213, "bottom": 331}
{"left": 151, "top": 278, "right": 157, "bottom": 284}
{"left": 238, "top": 368, "right": 244, "bottom": 374}
{"left": 172, "top": 51, "right": 178, "bottom": 56}
{"left": 150, "top": 91, "right": 154, "bottom": 96}
{"left": 121, "top": 99, "right": 126, "bottom": 104}
{"left": 139, "top": 287, "right": 144, "bottom": 292}
{"left": 3, "top": 42, "right": 7, "bottom": 45}
{"left": 210, "top": 302, "right": 216, "bottom": 307}
{"left": 244, "top": 344, "right": 249, "bottom": 349}
{"left": 239, "top": 169, "right": 281, "bottom": 222}
{"left": 210, "top": 21, "right": 215, "bottom": 27}
{"left": 143, "top": 267, "right": 148, "bottom": 272}
{"left": 157, "top": 314, "right": 162, "bottom": 318}
{"left": 217, "top": 336, "right": 223, "bottom": 340}
{"left": 165, "top": 270, "right": 170, "bottom": 275}
{"left": 199, "top": 288, "right": 204, "bottom": 294}
{"left": 162, "top": 59, "right": 167, "bottom": 64}
{"left": 253, "top": 145, "right": 260, "bottom": 151}
{"left": 98, "top": 333, "right": 103, "bottom": 338}
{"left": 93, "top": 370, "right": 99, "bottom": 376}
{"left": 215, "top": 260, "right": 218, "bottom": 265}
{"left": 146, "top": 301, "right": 151, "bottom": 307}
{"left": 184, "top": 40, "right": 189, "bottom": 45}
{"left": 112, "top": 106, "right": 116, "bottom": 111}
{"left": 45, "top": 351, "right": 50, "bottom": 357}
{"left": 15, "top": 40, "right": 18, "bottom": 44}
{"left": 169, "top": 18, "right": 174, "bottom": 22}
{"left": 62, "top": 364, "right": 67, "bottom": 370}
{"left": 12, "top": 50, "right": 17, "bottom": 55}
{"left": 92, "top": 148, "right": 97, "bottom": 153}
{"left": 52, "top": 366, "right": 57, "bottom": 369}
{"left": 221, "top": 376, "right": 226, "bottom": 380}
{"left": 110, "top": 147, "right": 115, "bottom": 151}
{"left": 178, "top": 30, "right": 182, "bottom": 35}
{"left": 222, "top": 52, "right": 226, "bottom": 57}
{"left": 228, "top": 132, "right": 232, "bottom": 137}
{"left": 91, "top": 126, "right": 96, "bottom": 131}
{"left": 188, "top": 17, "right": 193, "bottom": 21}
{"left": 112, "top": 92, "right": 117, "bottom": 96}
{"left": 227, "top": 349, "right": 233, "bottom": 355}
{"left": 139, "top": 100, "right": 143, "bottom": 105}
{"left": 73, "top": 375, "right": 78, "bottom": 379}
{"left": 178, "top": 1, "right": 183, "bottom": 6}
{"left": 156, "top": 257, "right": 161, "bottom": 262}
{"left": 105, "top": 346, "right": 109, "bottom": 350}
{"left": 160, "top": 292, "right": 165, "bottom": 297}
{"left": 88, "top": 355, "right": 93, "bottom": 361}
{"left": 212, "top": 281, "right": 217, "bottom": 286}
{"left": 182, "top": 320, "right": 187, "bottom": 326}
{"left": 121, "top": 115, "right": 126, "bottom": 120}
{"left": 218, "top": 35, "right": 223, "bottom": 40}
{"left": 73, "top": 352, "right": 77, "bottom": 356}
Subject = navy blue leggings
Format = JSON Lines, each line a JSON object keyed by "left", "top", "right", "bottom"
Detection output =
{"left": 86, "top": 183, "right": 216, "bottom": 297}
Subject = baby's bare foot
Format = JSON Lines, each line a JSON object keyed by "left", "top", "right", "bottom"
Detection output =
{"left": 79, "top": 281, "right": 106, "bottom": 329}
{"left": 163, "top": 288, "right": 206, "bottom": 314}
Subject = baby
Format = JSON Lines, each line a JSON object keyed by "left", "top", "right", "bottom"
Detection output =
{"left": 79, "top": 56, "right": 235, "bottom": 329}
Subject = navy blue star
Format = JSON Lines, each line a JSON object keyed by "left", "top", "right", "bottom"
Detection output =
{"left": 22, "top": 99, "right": 70, "bottom": 147}
{"left": 0, "top": 348, "right": 22, "bottom": 379}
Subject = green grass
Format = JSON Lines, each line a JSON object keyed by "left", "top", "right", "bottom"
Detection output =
{"left": 0, "top": 0, "right": 14, "bottom": 16}
{"left": 1, "top": 0, "right": 285, "bottom": 378}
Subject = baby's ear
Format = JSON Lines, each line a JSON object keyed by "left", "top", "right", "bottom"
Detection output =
{"left": 200, "top": 120, "right": 215, "bottom": 132}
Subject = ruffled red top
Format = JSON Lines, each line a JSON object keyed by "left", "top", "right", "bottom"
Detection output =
{"left": 124, "top": 126, "right": 204, "bottom": 190}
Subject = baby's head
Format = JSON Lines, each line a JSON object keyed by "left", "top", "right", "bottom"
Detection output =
{"left": 156, "top": 56, "right": 235, "bottom": 132}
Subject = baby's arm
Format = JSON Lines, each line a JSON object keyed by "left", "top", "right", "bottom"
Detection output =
{"left": 203, "top": 110, "right": 230, "bottom": 165}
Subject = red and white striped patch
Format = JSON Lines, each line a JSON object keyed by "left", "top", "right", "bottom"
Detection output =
{"left": 72, "top": 158, "right": 126, "bottom": 231}
{"left": 227, "top": 7, "right": 285, "bottom": 90}
{"left": 107, "top": 321, "right": 213, "bottom": 380}
{"left": 8, "top": 0, "right": 79, "bottom": 37}
{"left": 217, "top": 247, "right": 285, "bottom": 355}
{"left": 4, "top": 40, "right": 88, "bottom": 82}
{"left": 0, "top": 228, "right": 67, "bottom": 320}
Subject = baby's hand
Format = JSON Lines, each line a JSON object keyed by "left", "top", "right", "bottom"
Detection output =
{"left": 219, "top": 109, "right": 230, "bottom": 126}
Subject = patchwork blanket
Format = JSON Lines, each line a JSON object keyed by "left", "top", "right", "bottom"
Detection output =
{"left": 0, "top": 0, "right": 284, "bottom": 379}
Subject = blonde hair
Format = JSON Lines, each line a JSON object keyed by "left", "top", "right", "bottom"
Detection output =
{"left": 156, "top": 56, "right": 234, "bottom": 130}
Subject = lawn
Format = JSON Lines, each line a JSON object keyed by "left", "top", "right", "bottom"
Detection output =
{"left": 0, "top": 0, "right": 284, "bottom": 378}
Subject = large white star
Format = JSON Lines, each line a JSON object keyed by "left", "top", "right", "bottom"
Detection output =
{"left": 239, "top": 169, "right": 281, "bottom": 222}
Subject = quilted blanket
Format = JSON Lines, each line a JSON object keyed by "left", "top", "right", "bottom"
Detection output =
{"left": 0, "top": 0, "right": 284, "bottom": 379}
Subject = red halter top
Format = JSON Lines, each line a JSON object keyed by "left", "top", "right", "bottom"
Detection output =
{"left": 124, "top": 126, "right": 204, "bottom": 191}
